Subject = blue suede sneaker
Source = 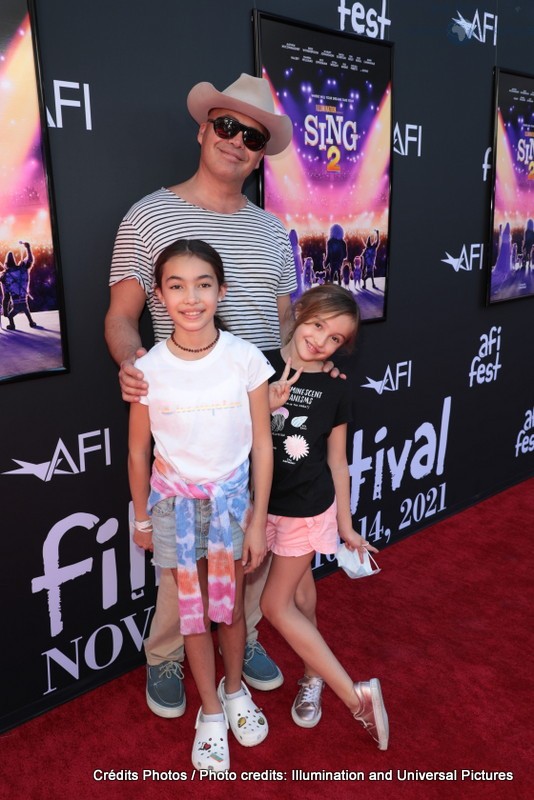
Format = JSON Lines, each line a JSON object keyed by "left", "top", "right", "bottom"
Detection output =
{"left": 146, "top": 661, "right": 186, "bottom": 718}
{"left": 242, "top": 641, "right": 283, "bottom": 691}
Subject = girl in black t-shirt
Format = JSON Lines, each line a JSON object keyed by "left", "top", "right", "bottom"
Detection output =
{"left": 262, "top": 284, "right": 389, "bottom": 751}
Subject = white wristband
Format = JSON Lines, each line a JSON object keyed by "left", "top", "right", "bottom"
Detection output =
{"left": 134, "top": 519, "right": 153, "bottom": 532}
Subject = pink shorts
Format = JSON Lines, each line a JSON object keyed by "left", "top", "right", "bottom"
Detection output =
{"left": 266, "top": 500, "right": 338, "bottom": 557}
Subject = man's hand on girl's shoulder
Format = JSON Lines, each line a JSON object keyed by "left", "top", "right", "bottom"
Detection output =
{"left": 119, "top": 347, "right": 148, "bottom": 402}
{"left": 322, "top": 360, "right": 346, "bottom": 379}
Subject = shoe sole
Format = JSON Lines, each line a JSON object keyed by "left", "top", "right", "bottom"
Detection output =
{"left": 369, "top": 678, "right": 389, "bottom": 750}
{"left": 242, "top": 671, "right": 284, "bottom": 691}
{"left": 291, "top": 704, "right": 322, "bottom": 728}
{"left": 146, "top": 689, "right": 186, "bottom": 719}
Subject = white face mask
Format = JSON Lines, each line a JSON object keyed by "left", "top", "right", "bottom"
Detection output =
{"left": 336, "top": 544, "right": 381, "bottom": 579}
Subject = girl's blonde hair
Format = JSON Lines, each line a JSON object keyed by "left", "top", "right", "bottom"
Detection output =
{"left": 286, "top": 284, "right": 360, "bottom": 352}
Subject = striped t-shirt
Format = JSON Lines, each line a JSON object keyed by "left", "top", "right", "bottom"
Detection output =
{"left": 109, "top": 188, "right": 297, "bottom": 348}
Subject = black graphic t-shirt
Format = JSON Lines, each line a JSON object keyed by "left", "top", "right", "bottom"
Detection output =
{"left": 264, "top": 349, "right": 352, "bottom": 517}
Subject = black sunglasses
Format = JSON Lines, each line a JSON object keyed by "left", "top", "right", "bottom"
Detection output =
{"left": 207, "top": 116, "right": 270, "bottom": 152}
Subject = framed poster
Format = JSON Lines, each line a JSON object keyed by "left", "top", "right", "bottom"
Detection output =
{"left": 0, "top": 0, "right": 68, "bottom": 383}
{"left": 487, "top": 68, "right": 534, "bottom": 305}
{"left": 254, "top": 12, "right": 393, "bottom": 322}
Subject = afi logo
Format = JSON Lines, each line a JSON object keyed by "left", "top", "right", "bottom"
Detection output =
{"left": 450, "top": 10, "right": 498, "bottom": 46}
{"left": 2, "top": 428, "right": 111, "bottom": 481}
{"left": 468, "top": 326, "right": 502, "bottom": 387}
{"left": 47, "top": 80, "right": 93, "bottom": 130}
{"left": 393, "top": 123, "right": 423, "bottom": 157}
{"left": 442, "top": 244, "right": 484, "bottom": 272}
{"left": 515, "top": 408, "right": 534, "bottom": 458}
{"left": 362, "top": 361, "right": 412, "bottom": 394}
{"left": 338, "top": 0, "right": 392, "bottom": 39}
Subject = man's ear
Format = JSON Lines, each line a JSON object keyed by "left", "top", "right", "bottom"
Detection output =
{"left": 197, "top": 122, "right": 208, "bottom": 146}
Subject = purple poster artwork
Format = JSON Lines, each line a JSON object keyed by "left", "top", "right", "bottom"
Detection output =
{"left": 256, "top": 14, "right": 392, "bottom": 321}
{"left": 489, "top": 69, "right": 534, "bottom": 304}
{"left": 0, "top": 2, "right": 67, "bottom": 381}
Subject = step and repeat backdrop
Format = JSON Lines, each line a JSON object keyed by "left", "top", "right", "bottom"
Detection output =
{"left": 1, "top": 0, "right": 533, "bottom": 731}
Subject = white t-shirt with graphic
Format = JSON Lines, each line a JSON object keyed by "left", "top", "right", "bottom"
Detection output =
{"left": 137, "top": 331, "right": 274, "bottom": 484}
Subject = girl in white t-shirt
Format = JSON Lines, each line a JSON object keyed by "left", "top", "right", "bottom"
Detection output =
{"left": 128, "top": 239, "right": 273, "bottom": 772}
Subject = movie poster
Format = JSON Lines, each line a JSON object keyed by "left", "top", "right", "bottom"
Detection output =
{"left": 488, "top": 69, "right": 534, "bottom": 304}
{"left": 0, "top": 0, "right": 68, "bottom": 382}
{"left": 254, "top": 13, "right": 392, "bottom": 321}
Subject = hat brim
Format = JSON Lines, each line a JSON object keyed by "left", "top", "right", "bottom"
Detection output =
{"left": 187, "top": 82, "right": 293, "bottom": 156}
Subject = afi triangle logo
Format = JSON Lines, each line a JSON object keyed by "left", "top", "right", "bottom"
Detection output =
{"left": 361, "top": 361, "right": 412, "bottom": 394}
{"left": 441, "top": 244, "right": 484, "bottom": 272}
{"left": 2, "top": 429, "right": 111, "bottom": 481}
{"left": 450, "top": 10, "right": 498, "bottom": 46}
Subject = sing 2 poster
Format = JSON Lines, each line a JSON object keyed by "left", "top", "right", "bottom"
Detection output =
{"left": 0, "top": 0, "right": 68, "bottom": 382}
{"left": 488, "top": 68, "right": 534, "bottom": 305}
{"left": 254, "top": 13, "right": 392, "bottom": 321}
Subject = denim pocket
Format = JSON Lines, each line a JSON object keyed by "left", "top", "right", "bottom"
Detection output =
{"left": 151, "top": 497, "right": 175, "bottom": 517}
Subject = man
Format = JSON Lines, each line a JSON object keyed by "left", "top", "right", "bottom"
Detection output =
{"left": 105, "top": 73, "right": 294, "bottom": 719}
{"left": 2, "top": 242, "right": 37, "bottom": 330}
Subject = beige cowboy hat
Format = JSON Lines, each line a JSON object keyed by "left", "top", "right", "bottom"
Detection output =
{"left": 187, "top": 73, "right": 293, "bottom": 155}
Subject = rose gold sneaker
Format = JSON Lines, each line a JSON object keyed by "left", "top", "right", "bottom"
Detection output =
{"left": 353, "top": 678, "right": 389, "bottom": 750}
{"left": 291, "top": 676, "right": 324, "bottom": 728}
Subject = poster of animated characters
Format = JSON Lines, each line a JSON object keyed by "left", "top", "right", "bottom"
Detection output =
{"left": 254, "top": 12, "right": 392, "bottom": 321}
{"left": 0, "top": 0, "right": 67, "bottom": 382}
{"left": 489, "top": 68, "right": 534, "bottom": 304}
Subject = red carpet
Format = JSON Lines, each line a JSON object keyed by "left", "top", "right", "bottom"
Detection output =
{"left": 2, "top": 480, "right": 533, "bottom": 800}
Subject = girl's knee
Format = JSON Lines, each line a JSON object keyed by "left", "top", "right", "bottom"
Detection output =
{"left": 259, "top": 590, "right": 272, "bottom": 622}
{"left": 259, "top": 599, "right": 269, "bottom": 623}
{"left": 231, "top": 599, "right": 244, "bottom": 626}
{"left": 260, "top": 593, "right": 282, "bottom": 627}
{"left": 295, "top": 588, "right": 316, "bottom": 619}
{"left": 220, "top": 590, "right": 244, "bottom": 628}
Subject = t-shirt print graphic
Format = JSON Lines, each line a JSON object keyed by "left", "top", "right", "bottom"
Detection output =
{"left": 271, "top": 406, "right": 289, "bottom": 431}
{"left": 283, "top": 434, "right": 309, "bottom": 461}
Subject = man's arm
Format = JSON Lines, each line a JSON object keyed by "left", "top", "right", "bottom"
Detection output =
{"left": 23, "top": 242, "right": 33, "bottom": 265}
{"left": 276, "top": 293, "right": 293, "bottom": 345}
{"left": 104, "top": 279, "right": 149, "bottom": 402}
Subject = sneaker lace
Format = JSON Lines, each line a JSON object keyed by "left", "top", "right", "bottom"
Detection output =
{"left": 244, "top": 641, "right": 266, "bottom": 664}
{"left": 159, "top": 661, "right": 184, "bottom": 680}
{"left": 296, "top": 678, "right": 323, "bottom": 708}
